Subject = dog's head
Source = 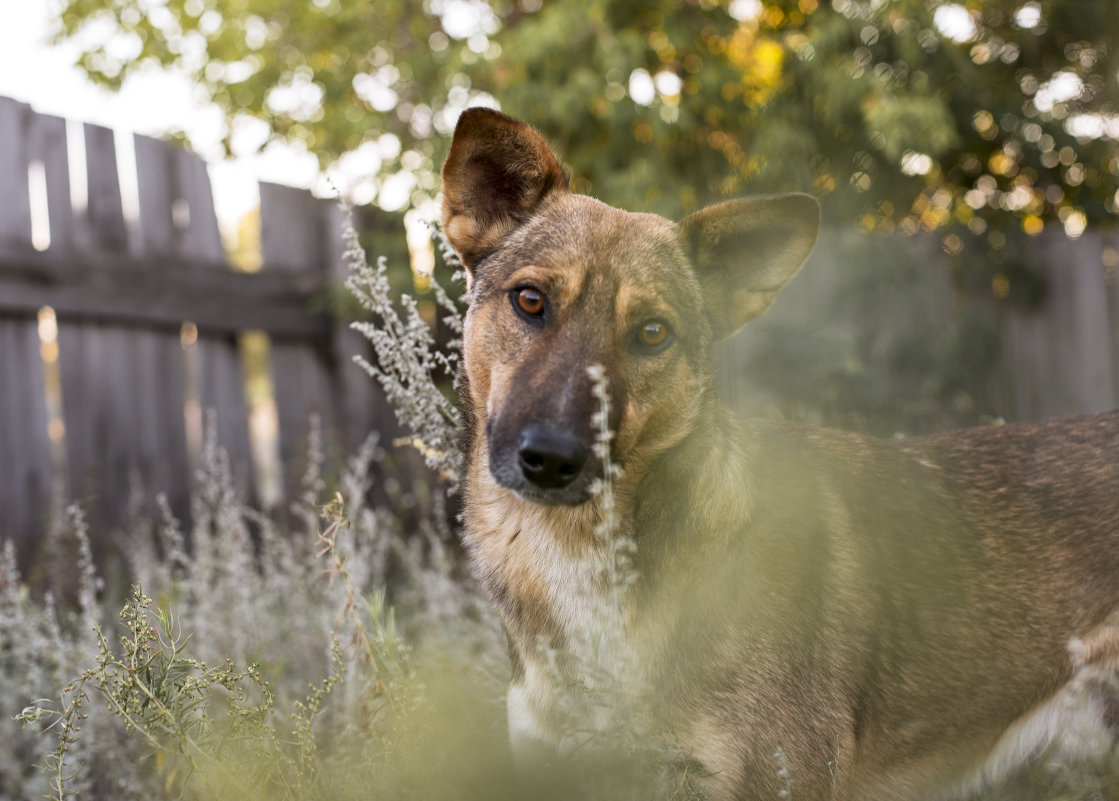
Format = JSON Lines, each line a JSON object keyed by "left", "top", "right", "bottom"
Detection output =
{"left": 442, "top": 108, "right": 818, "bottom": 507}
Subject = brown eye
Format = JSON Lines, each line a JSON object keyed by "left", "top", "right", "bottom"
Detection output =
{"left": 639, "top": 321, "right": 670, "bottom": 349}
{"left": 515, "top": 287, "right": 545, "bottom": 317}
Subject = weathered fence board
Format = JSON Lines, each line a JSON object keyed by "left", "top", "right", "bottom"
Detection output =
{"left": 260, "top": 182, "right": 342, "bottom": 496}
{"left": 196, "top": 333, "right": 254, "bottom": 490}
{"left": 175, "top": 148, "right": 226, "bottom": 263}
{"left": 81, "top": 123, "right": 129, "bottom": 252}
{"left": 1005, "top": 230, "right": 1116, "bottom": 420}
{"left": 130, "top": 137, "right": 196, "bottom": 524}
{"left": 0, "top": 99, "right": 53, "bottom": 562}
{"left": 133, "top": 133, "right": 177, "bottom": 255}
{"left": 58, "top": 323, "right": 182, "bottom": 532}
{"left": 27, "top": 111, "right": 75, "bottom": 251}
{"left": 0, "top": 99, "right": 32, "bottom": 247}
{"left": 0, "top": 317, "right": 52, "bottom": 564}
{"left": 0, "top": 248, "right": 332, "bottom": 336}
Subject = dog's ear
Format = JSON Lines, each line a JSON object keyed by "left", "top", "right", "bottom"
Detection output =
{"left": 441, "top": 108, "right": 569, "bottom": 272}
{"left": 679, "top": 194, "right": 819, "bottom": 340}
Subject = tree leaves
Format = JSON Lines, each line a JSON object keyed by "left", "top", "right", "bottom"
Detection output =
{"left": 52, "top": 0, "right": 1117, "bottom": 253}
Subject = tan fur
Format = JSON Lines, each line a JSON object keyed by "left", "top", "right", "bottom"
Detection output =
{"left": 441, "top": 108, "right": 1119, "bottom": 800}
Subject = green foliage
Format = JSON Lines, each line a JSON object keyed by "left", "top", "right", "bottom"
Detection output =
{"left": 18, "top": 586, "right": 278, "bottom": 801}
{"left": 53, "top": 0, "right": 1117, "bottom": 244}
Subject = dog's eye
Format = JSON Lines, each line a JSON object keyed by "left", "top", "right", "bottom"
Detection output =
{"left": 637, "top": 320, "right": 672, "bottom": 351}
{"left": 513, "top": 287, "right": 545, "bottom": 318}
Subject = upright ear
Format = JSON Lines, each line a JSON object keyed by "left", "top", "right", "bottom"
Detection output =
{"left": 679, "top": 194, "right": 820, "bottom": 340}
{"left": 441, "top": 108, "right": 569, "bottom": 271}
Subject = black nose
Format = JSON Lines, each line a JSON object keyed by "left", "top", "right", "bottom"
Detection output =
{"left": 518, "top": 426, "right": 587, "bottom": 489}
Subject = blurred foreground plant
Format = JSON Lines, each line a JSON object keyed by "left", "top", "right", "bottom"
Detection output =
{"left": 5, "top": 402, "right": 512, "bottom": 800}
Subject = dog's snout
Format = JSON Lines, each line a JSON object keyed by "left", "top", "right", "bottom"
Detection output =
{"left": 517, "top": 426, "right": 587, "bottom": 490}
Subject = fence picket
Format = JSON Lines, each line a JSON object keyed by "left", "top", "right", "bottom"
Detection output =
{"left": 81, "top": 123, "right": 130, "bottom": 252}
{"left": 28, "top": 111, "right": 75, "bottom": 252}
{"left": 260, "top": 182, "right": 341, "bottom": 496}
{"left": 196, "top": 333, "right": 254, "bottom": 492}
{"left": 0, "top": 103, "right": 54, "bottom": 561}
{"left": 174, "top": 148, "right": 225, "bottom": 263}
{"left": 134, "top": 133, "right": 177, "bottom": 255}
{"left": 173, "top": 154, "right": 255, "bottom": 492}
{"left": 131, "top": 134, "right": 195, "bottom": 524}
{"left": 1006, "top": 232, "right": 1116, "bottom": 419}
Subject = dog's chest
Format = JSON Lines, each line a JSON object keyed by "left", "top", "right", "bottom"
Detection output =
{"left": 466, "top": 488, "right": 610, "bottom": 642}
{"left": 464, "top": 479, "right": 647, "bottom": 755}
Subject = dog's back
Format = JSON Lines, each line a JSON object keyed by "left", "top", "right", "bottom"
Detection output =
{"left": 646, "top": 410, "right": 1119, "bottom": 799}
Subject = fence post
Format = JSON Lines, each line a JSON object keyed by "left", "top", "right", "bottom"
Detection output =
{"left": 160, "top": 144, "right": 254, "bottom": 496}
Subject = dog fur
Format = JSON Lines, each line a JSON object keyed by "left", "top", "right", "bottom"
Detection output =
{"left": 441, "top": 107, "right": 1119, "bottom": 800}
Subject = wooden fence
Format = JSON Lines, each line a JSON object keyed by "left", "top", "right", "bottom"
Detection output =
{"left": 2, "top": 95, "right": 1118, "bottom": 568}
{"left": 717, "top": 225, "right": 1119, "bottom": 430}
{"left": 0, "top": 97, "right": 402, "bottom": 567}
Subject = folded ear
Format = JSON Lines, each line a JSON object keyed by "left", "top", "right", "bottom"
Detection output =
{"left": 679, "top": 194, "right": 820, "bottom": 340}
{"left": 441, "top": 108, "right": 569, "bottom": 271}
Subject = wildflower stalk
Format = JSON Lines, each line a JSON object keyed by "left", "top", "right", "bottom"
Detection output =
{"left": 587, "top": 364, "right": 635, "bottom": 617}
{"left": 342, "top": 202, "right": 463, "bottom": 484}
{"left": 316, "top": 493, "right": 415, "bottom": 724}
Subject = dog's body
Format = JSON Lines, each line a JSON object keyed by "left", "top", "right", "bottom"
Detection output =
{"left": 441, "top": 108, "right": 1119, "bottom": 800}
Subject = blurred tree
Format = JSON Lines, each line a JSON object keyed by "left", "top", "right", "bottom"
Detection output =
{"left": 55, "top": 0, "right": 1116, "bottom": 299}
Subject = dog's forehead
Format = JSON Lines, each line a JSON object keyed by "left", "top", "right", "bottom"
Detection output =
{"left": 478, "top": 194, "right": 701, "bottom": 305}
{"left": 532, "top": 195, "right": 680, "bottom": 267}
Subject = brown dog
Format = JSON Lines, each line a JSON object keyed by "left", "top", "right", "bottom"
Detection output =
{"left": 441, "top": 107, "right": 1119, "bottom": 800}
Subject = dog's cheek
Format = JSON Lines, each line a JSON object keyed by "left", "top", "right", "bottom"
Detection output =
{"left": 618, "top": 358, "right": 703, "bottom": 463}
{"left": 485, "top": 361, "right": 519, "bottom": 438}
{"left": 463, "top": 302, "right": 508, "bottom": 419}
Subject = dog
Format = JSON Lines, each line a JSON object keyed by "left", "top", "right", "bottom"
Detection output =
{"left": 440, "top": 107, "right": 1119, "bottom": 800}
